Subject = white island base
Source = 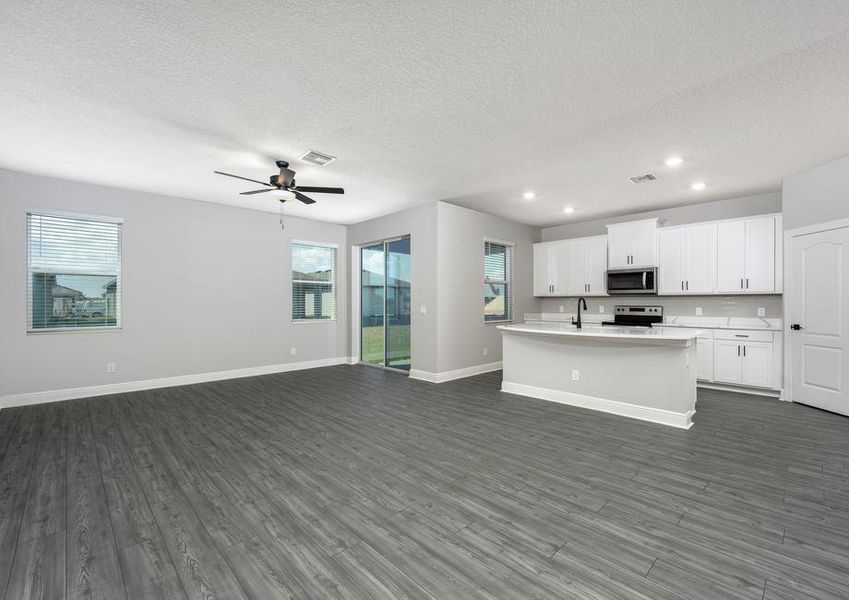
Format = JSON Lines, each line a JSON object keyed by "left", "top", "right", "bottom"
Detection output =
{"left": 498, "top": 323, "right": 700, "bottom": 429}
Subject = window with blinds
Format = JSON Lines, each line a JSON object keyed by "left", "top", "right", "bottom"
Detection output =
{"left": 27, "top": 212, "right": 123, "bottom": 331}
{"left": 484, "top": 239, "right": 514, "bottom": 323}
{"left": 292, "top": 242, "right": 337, "bottom": 321}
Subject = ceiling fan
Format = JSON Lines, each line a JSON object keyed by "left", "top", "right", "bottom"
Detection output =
{"left": 214, "top": 160, "right": 344, "bottom": 205}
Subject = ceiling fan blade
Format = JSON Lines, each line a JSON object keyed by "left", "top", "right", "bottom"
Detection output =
{"left": 292, "top": 186, "right": 344, "bottom": 194}
{"left": 292, "top": 190, "right": 316, "bottom": 204}
{"left": 240, "top": 188, "right": 274, "bottom": 195}
{"left": 214, "top": 171, "right": 273, "bottom": 187}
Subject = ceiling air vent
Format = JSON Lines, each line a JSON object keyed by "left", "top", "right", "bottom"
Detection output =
{"left": 300, "top": 150, "right": 337, "bottom": 166}
{"left": 629, "top": 173, "right": 657, "bottom": 184}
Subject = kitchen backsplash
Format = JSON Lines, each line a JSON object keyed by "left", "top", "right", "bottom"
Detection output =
{"left": 538, "top": 294, "right": 783, "bottom": 318}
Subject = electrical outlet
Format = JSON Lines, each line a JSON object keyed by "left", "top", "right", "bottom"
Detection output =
{"left": 598, "top": 305, "right": 605, "bottom": 313}
{"left": 571, "top": 369, "right": 580, "bottom": 381}
{"left": 757, "top": 307, "right": 765, "bottom": 317}
{"left": 419, "top": 305, "right": 427, "bottom": 315}
{"left": 559, "top": 305, "right": 564, "bottom": 313}
{"left": 106, "top": 363, "right": 116, "bottom": 374}
{"left": 290, "top": 347, "right": 296, "bottom": 355}
{"left": 483, "top": 347, "right": 488, "bottom": 357}
{"left": 695, "top": 307, "right": 703, "bottom": 316}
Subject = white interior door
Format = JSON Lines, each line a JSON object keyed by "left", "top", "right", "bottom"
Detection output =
{"left": 790, "top": 225, "right": 849, "bottom": 415}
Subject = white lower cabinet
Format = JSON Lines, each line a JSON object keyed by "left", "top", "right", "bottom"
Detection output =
{"left": 712, "top": 330, "right": 774, "bottom": 389}
{"left": 664, "top": 326, "right": 781, "bottom": 391}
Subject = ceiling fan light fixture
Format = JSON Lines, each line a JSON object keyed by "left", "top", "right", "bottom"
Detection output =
{"left": 268, "top": 189, "right": 295, "bottom": 200}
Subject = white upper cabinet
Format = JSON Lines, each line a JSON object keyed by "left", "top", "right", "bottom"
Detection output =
{"left": 567, "top": 235, "right": 607, "bottom": 296}
{"left": 744, "top": 217, "right": 777, "bottom": 293}
{"left": 659, "top": 223, "right": 716, "bottom": 294}
{"left": 533, "top": 241, "right": 569, "bottom": 296}
{"left": 607, "top": 219, "right": 658, "bottom": 269}
{"left": 716, "top": 216, "right": 778, "bottom": 293}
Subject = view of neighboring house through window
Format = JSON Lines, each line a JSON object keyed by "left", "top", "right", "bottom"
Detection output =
{"left": 292, "top": 242, "right": 337, "bottom": 320}
{"left": 484, "top": 239, "right": 514, "bottom": 323}
{"left": 27, "top": 212, "right": 122, "bottom": 331}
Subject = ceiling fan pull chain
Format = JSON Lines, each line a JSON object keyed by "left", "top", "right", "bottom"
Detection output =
{"left": 279, "top": 200, "right": 285, "bottom": 230}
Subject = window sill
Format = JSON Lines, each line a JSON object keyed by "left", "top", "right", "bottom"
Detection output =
{"left": 293, "top": 319, "right": 338, "bottom": 324}
{"left": 27, "top": 326, "right": 122, "bottom": 335}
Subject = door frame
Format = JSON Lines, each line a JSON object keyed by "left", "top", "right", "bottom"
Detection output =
{"left": 351, "top": 234, "right": 412, "bottom": 373}
{"left": 782, "top": 216, "right": 849, "bottom": 403}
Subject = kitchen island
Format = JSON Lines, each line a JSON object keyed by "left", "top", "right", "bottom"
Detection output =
{"left": 498, "top": 322, "right": 701, "bottom": 429}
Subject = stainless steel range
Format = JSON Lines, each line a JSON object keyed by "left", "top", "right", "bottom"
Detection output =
{"left": 601, "top": 305, "right": 663, "bottom": 327}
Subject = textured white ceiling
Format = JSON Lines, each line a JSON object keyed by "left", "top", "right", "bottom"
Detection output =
{"left": 2, "top": 1, "right": 849, "bottom": 226}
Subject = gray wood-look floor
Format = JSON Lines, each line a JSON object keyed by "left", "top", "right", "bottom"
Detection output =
{"left": 1, "top": 365, "right": 848, "bottom": 599}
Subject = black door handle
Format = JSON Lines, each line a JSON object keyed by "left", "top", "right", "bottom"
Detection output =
{"left": 791, "top": 324, "right": 803, "bottom": 331}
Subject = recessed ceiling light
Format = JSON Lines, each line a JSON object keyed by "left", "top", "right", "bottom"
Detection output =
{"left": 563, "top": 207, "right": 575, "bottom": 214}
{"left": 691, "top": 181, "right": 706, "bottom": 191}
{"left": 523, "top": 191, "right": 536, "bottom": 200}
{"left": 665, "top": 156, "right": 683, "bottom": 167}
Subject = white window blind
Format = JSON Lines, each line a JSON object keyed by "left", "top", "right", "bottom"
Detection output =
{"left": 27, "top": 212, "right": 122, "bottom": 331}
{"left": 484, "top": 239, "right": 514, "bottom": 323}
{"left": 292, "top": 242, "right": 336, "bottom": 321}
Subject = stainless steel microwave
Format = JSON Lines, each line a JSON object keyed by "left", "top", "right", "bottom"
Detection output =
{"left": 606, "top": 267, "right": 657, "bottom": 295}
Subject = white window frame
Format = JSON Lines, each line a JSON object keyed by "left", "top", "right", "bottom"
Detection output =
{"left": 26, "top": 209, "right": 124, "bottom": 334}
{"left": 291, "top": 239, "right": 338, "bottom": 323}
{"left": 483, "top": 237, "right": 515, "bottom": 324}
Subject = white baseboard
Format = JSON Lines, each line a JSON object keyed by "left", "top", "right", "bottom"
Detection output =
{"left": 0, "top": 356, "right": 351, "bottom": 409}
{"left": 409, "top": 361, "right": 503, "bottom": 384}
{"left": 501, "top": 381, "right": 694, "bottom": 429}
{"left": 697, "top": 381, "right": 782, "bottom": 398}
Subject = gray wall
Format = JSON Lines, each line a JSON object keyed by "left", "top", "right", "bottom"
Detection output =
{"left": 346, "top": 201, "right": 541, "bottom": 375}
{"left": 346, "top": 202, "right": 439, "bottom": 373}
{"left": 541, "top": 192, "right": 781, "bottom": 241}
{"left": 783, "top": 155, "right": 849, "bottom": 230}
{"left": 0, "top": 169, "right": 347, "bottom": 397}
{"left": 436, "top": 202, "right": 540, "bottom": 372}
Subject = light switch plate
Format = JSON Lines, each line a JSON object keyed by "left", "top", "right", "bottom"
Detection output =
{"left": 757, "top": 307, "right": 766, "bottom": 317}
{"left": 419, "top": 305, "right": 427, "bottom": 315}
{"left": 695, "top": 307, "right": 703, "bottom": 316}
{"left": 559, "top": 305, "right": 564, "bottom": 313}
{"left": 598, "top": 305, "right": 604, "bottom": 313}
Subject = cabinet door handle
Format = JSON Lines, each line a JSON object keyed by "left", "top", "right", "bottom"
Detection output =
{"left": 686, "top": 281, "right": 689, "bottom": 291}
{"left": 743, "top": 345, "right": 746, "bottom": 357}
{"left": 737, "top": 345, "right": 741, "bottom": 356}
{"left": 681, "top": 281, "right": 684, "bottom": 291}
{"left": 740, "top": 278, "right": 744, "bottom": 289}
{"left": 746, "top": 278, "right": 749, "bottom": 289}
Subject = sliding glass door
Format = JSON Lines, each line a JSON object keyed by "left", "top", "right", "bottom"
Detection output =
{"left": 360, "top": 236, "right": 411, "bottom": 370}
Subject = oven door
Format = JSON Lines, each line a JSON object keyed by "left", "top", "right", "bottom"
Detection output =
{"left": 606, "top": 268, "right": 657, "bottom": 295}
